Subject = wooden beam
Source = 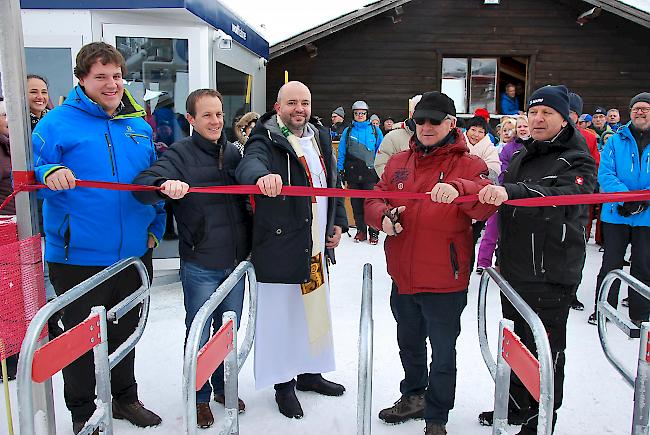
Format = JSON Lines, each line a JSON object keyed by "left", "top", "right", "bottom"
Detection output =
{"left": 581, "top": 0, "right": 650, "bottom": 28}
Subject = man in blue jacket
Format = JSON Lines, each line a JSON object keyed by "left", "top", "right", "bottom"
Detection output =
{"left": 499, "top": 83, "right": 520, "bottom": 115}
{"left": 33, "top": 42, "right": 165, "bottom": 434}
{"left": 337, "top": 100, "right": 383, "bottom": 244}
{"left": 590, "top": 92, "right": 650, "bottom": 326}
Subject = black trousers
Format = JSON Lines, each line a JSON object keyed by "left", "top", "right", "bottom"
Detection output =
{"left": 595, "top": 222, "right": 650, "bottom": 321}
{"left": 48, "top": 250, "right": 153, "bottom": 422}
{"left": 347, "top": 181, "right": 378, "bottom": 235}
{"left": 390, "top": 283, "right": 467, "bottom": 424}
{"left": 500, "top": 281, "right": 573, "bottom": 434}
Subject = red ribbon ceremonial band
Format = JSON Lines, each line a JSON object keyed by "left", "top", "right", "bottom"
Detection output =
{"left": 6, "top": 172, "right": 650, "bottom": 210}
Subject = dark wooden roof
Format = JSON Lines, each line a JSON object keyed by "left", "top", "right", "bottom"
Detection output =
{"left": 270, "top": 0, "right": 650, "bottom": 59}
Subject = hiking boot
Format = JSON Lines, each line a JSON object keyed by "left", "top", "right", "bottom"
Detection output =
{"left": 72, "top": 421, "right": 99, "bottom": 435}
{"left": 425, "top": 422, "right": 447, "bottom": 435}
{"left": 112, "top": 400, "right": 162, "bottom": 428}
{"left": 296, "top": 374, "right": 345, "bottom": 396}
{"left": 214, "top": 393, "right": 246, "bottom": 413}
{"left": 588, "top": 312, "right": 597, "bottom": 325}
{"left": 570, "top": 297, "right": 584, "bottom": 311}
{"left": 196, "top": 403, "right": 214, "bottom": 428}
{"left": 369, "top": 232, "right": 379, "bottom": 245}
{"left": 275, "top": 388, "right": 303, "bottom": 419}
{"left": 354, "top": 230, "right": 367, "bottom": 242}
{"left": 478, "top": 408, "right": 533, "bottom": 426}
{"left": 378, "top": 393, "right": 425, "bottom": 424}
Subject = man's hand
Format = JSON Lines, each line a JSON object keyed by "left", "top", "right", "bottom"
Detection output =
{"left": 428, "top": 183, "right": 459, "bottom": 204}
{"left": 147, "top": 235, "right": 156, "bottom": 249}
{"left": 160, "top": 180, "right": 190, "bottom": 200}
{"left": 257, "top": 174, "right": 283, "bottom": 197}
{"left": 382, "top": 206, "right": 406, "bottom": 236}
{"left": 45, "top": 168, "right": 76, "bottom": 191}
{"left": 326, "top": 225, "right": 343, "bottom": 248}
{"left": 478, "top": 185, "right": 509, "bottom": 206}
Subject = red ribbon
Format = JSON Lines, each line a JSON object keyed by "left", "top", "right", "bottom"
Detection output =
{"left": 3, "top": 177, "right": 650, "bottom": 212}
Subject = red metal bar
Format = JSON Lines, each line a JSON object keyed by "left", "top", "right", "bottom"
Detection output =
{"left": 646, "top": 335, "right": 650, "bottom": 363}
{"left": 195, "top": 319, "right": 233, "bottom": 391}
{"left": 31, "top": 313, "right": 101, "bottom": 383}
{"left": 502, "top": 328, "right": 541, "bottom": 402}
{"left": 12, "top": 170, "right": 35, "bottom": 185}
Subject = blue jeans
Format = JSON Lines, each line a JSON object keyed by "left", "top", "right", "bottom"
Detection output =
{"left": 180, "top": 261, "right": 245, "bottom": 403}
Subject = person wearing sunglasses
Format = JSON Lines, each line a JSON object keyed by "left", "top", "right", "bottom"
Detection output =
{"left": 337, "top": 100, "right": 383, "bottom": 244}
{"left": 365, "top": 91, "right": 497, "bottom": 435}
{"left": 591, "top": 92, "right": 650, "bottom": 327}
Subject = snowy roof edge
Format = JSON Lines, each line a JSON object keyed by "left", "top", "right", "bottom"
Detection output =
{"left": 269, "top": 0, "right": 413, "bottom": 59}
{"left": 583, "top": 0, "right": 650, "bottom": 28}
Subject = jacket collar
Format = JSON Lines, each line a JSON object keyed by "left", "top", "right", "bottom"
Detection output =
{"left": 409, "top": 127, "right": 469, "bottom": 157}
{"left": 524, "top": 125, "right": 587, "bottom": 155}
{"left": 64, "top": 86, "right": 146, "bottom": 120}
{"left": 191, "top": 129, "right": 227, "bottom": 154}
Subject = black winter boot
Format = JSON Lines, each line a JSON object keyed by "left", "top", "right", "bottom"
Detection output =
{"left": 274, "top": 386, "right": 303, "bottom": 419}
{"left": 296, "top": 373, "right": 345, "bottom": 396}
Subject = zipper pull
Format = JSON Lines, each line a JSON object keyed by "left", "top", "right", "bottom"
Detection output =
{"left": 438, "top": 171, "right": 444, "bottom": 182}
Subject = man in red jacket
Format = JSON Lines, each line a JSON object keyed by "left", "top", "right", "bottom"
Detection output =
{"left": 365, "top": 92, "right": 496, "bottom": 435}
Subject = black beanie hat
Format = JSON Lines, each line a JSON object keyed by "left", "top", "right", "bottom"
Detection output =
{"left": 569, "top": 92, "right": 583, "bottom": 115}
{"left": 528, "top": 85, "right": 571, "bottom": 121}
{"left": 465, "top": 116, "right": 489, "bottom": 133}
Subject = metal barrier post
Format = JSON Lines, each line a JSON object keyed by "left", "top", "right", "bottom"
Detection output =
{"left": 477, "top": 267, "right": 554, "bottom": 435}
{"left": 493, "top": 318, "right": 515, "bottom": 435}
{"left": 17, "top": 257, "right": 149, "bottom": 435}
{"left": 357, "top": 263, "right": 373, "bottom": 435}
{"left": 597, "top": 269, "right": 650, "bottom": 435}
{"left": 183, "top": 261, "right": 256, "bottom": 435}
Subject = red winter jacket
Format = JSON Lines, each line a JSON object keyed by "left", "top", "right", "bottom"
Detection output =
{"left": 578, "top": 127, "right": 600, "bottom": 171}
{"left": 365, "top": 129, "right": 497, "bottom": 294}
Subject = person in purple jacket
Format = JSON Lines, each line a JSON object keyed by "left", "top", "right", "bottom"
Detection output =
{"left": 476, "top": 115, "right": 530, "bottom": 273}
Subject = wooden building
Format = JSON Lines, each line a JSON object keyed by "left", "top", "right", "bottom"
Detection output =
{"left": 267, "top": 0, "right": 650, "bottom": 122}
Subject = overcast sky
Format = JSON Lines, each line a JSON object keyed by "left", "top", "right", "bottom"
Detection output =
{"left": 219, "top": 0, "right": 374, "bottom": 45}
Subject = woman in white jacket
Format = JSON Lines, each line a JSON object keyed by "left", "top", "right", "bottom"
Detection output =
{"left": 463, "top": 116, "right": 501, "bottom": 183}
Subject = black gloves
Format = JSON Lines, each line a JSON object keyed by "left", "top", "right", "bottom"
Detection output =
{"left": 617, "top": 201, "right": 649, "bottom": 217}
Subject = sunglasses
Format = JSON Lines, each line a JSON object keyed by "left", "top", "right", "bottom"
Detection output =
{"left": 414, "top": 117, "right": 445, "bottom": 126}
{"left": 353, "top": 111, "right": 367, "bottom": 116}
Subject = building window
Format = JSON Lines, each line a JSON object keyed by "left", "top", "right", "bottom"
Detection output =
{"left": 442, "top": 57, "right": 497, "bottom": 114}
{"left": 216, "top": 62, "right": 252, "bottom": 143}
{"left": 116, "top": 36, "right": 190, "bottom": 145}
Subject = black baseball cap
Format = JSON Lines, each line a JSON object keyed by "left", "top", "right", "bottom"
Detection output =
{"left": 594, "top": 106, "right": 607, "bottom": 115}
{"left": 412, "top": 91, "right": 456, "bottom": 121}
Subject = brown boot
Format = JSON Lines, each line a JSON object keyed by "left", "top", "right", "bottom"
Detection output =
{"left": 425, "top": 422, "right": 447, "bottom": 435}
{"left": 112, "top": 400, "right": 162, "bottom": 428}
{"left": 196, "top": 403, "right": 214, "bottom": 429}
{"left": 378, "top": 393, "right": 425, "bottom": 424}
{"left": 214, "top": 393, "right": 246, "bottom": 413}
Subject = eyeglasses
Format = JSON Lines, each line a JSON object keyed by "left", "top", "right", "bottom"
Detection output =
{"left": 353, "top": 111, "right": 367, "bottom": 116}
{"left": 414, "top": 116, "right": 455, "bottom": 126}
{"left": 631, "top": 107, "right": 650, "bottom": 114}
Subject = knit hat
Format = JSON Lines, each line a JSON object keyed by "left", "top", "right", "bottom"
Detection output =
{"left": 594, "top": 106, "right": 607, "bottom": 115}
{"left": 465, "top": 116, "right": 489, "bottom": 133}
{"left": 332, "top": 106, "right": 345, "bottom": 118}
{"left": 527, "top": 85, "right": 571, "bottom": 121}
{"left": 569, "top": 92, "right": 583, "bottom": 115}
{"left": 630, "top": 92, "right": 650, "bottom": 108}
{"left": 370, "top": 114, "right": 380, "bottom": 122}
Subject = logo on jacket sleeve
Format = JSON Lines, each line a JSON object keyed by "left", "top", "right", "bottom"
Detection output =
{"left": 575, "top": 176, "right": 584, "bottom": 185}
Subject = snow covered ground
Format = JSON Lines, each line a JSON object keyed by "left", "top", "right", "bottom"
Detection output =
{"left": 0, "top": 234, "right": 641, "bottom": 434}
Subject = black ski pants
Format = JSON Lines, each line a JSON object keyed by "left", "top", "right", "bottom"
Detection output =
{"left": 48, "top": 250, "right": 152, "bottom": 423}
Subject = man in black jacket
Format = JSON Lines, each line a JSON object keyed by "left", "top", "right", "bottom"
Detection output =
{"left": 133, "top": 89, "right": 251, "bottom": 429}
{"left": 236, "top": 81, "right": 348, "bottom": 420}
{"left": 477, "top": 85, "right": 596, "bottom": 435}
